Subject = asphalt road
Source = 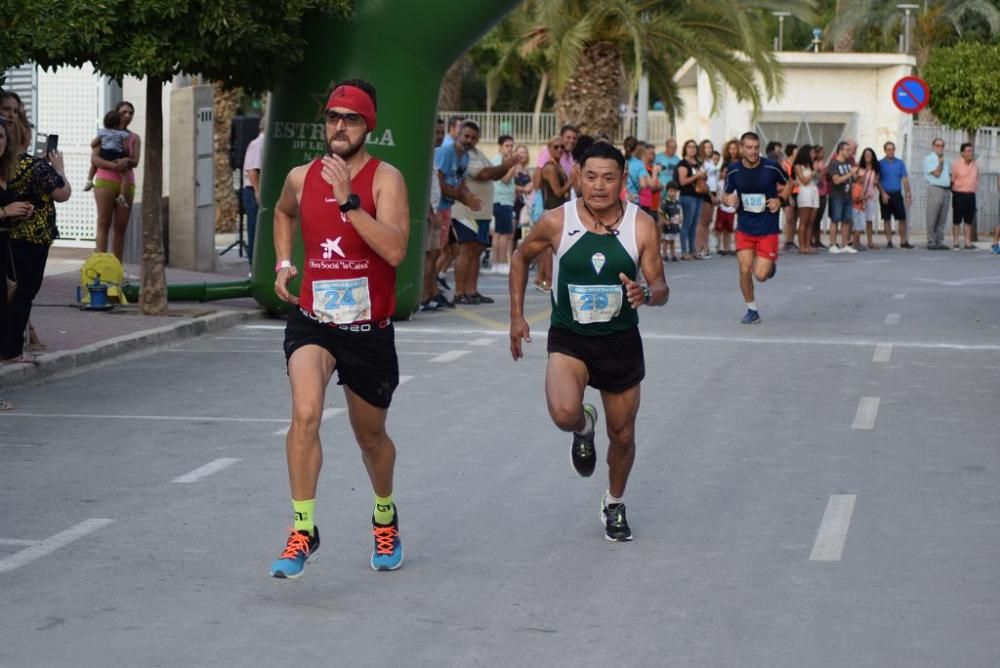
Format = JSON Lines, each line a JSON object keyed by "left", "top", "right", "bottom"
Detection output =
{"left": 2, "top": 247, "right": 999, "bottom": 667}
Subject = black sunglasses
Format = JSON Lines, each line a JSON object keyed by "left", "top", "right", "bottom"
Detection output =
{"left": 325, "top": 110, "right": 364, "bottom": 126}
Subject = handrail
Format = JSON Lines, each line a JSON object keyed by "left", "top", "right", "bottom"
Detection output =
{"left": 441, "top": 110, "right": 673, "bottom": 144}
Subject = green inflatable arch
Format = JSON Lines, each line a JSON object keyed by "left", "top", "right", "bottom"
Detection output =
{"left": 248, "top": 0, "right": 521, "bottom": 317}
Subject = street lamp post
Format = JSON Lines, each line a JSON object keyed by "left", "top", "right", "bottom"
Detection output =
{"left": 897, "top": 4, "right": 919, "bottom": 53}
{"left": 772, "top": 11, "right": 791, "bottom": 51}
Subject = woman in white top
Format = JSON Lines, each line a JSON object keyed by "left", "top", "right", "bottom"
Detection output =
{"left": 793, "top": 144, "right": 819, "bottom": 254}
{"left": 696, "top": 139, "right": 718, "bottom": 257}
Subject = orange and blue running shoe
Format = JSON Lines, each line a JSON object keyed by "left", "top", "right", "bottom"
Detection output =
{"left": 371, "top": 510, "right": 403, "bottom": 571}
{"left": 270, "top": 526, "right": 320, "bottom": 579}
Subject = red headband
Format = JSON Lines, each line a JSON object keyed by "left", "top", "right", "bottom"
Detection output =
{"left": 326, "top": 85, "right": 376, "bottom": 131}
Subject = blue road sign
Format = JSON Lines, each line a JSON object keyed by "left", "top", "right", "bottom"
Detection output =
{"left": 893, "top": 77, "right": 930, "bottom": 114}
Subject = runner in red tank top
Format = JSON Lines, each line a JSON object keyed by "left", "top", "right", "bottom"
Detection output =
{"left": 271, "top": 78, "right": 410, "bottom": 577}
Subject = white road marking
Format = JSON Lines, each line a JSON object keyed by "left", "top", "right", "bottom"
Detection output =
{"left": 1, "top": 412, "right": 288, "bottom": 423}
{"left": 810, "top": 495, "right": 857, "bottom": 561}
{"left": 171, "top": 458, "right": 242, "bottom": 483}
{"left": 210, "top": 336, "right": 283, "bottom": 341}
{"left": 399, "top": 338, "right": 487, "bottom": 345}
{"left": 915, "top": 276, "right": 1000, "bottom": 286}
{"left": 0, "top": 443, "right": 39, "bottom": 448}
{"left": 884, "top": 313, "right": 901, "bottom": 325}
{"left": 863, "top": 259, "right": 891, "bottom": 264}
{"left": 430, "top": 350, "right": 471, "bottom": 363}
{"left": 469, "top": 338, "right": 495, "bottom": 346}
{"left": 873, "top": 343, "right": 893, "bottom": 363}
{"left": 212, "top": 335, "right": 480, "bottom": 346}
{"left": 851, "top": 397, "right": 880, "bottom": 430}
{"left": 0, "top": 519, "right": 115, "bottom": 574}
{"left": 393, "top": 327, "right": 1000, "bottom": 352}
{"left": 892, "top": 293, "right": 906, "bottom": 299}
{"left": 397, "top": 327, "right": 506, "bottom": 337}
{"left": 273, "top": 407, "right": 345, "bottom": 436}
{"left": 165, "top": 349, "right": 282, "bottom": 354}
{"left": 398, "top": 375, "right": 415, "bottom": 386}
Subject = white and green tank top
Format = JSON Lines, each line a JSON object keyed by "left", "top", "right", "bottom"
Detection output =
{"left": 551, "top": 200, "right": 640, "bottom": 336}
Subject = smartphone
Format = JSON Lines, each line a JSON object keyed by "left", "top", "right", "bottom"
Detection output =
{"left": 45, "top": 134, "right": 59, "bottom": 155}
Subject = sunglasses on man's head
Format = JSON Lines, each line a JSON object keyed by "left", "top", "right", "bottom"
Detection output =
{"left": 325, "top": 110, "right": 364, "bottom": 126}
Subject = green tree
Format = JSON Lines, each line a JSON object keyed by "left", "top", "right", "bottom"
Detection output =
{"left": 3, "top": 0, "right": 350, "bottom": 314}
{"left": 826, "top": 0, "right": 1000, "bottom": 65}
{"left": 923, "top": 42, "right": 1000, "bottom": 136}
{"left": 488, "top": 0, "right": 815, "bottom": 137}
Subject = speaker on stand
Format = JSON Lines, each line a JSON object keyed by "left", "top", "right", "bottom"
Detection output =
{"left": 220, "top": 115, "right": 261, "bottom": 257}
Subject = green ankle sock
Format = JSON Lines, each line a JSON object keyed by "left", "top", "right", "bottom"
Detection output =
{"left": 373, "top": 494, "right": 395, "bottom": 524}
{"left": 292, "top": 499, "right": 315, "bottom": 534}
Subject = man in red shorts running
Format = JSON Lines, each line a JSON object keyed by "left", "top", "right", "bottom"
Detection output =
{"left": 721, "top": 131, "right": 791, "bottom": 324}
{"left": 271, "top": 78, "right": 410, "bottom": 577}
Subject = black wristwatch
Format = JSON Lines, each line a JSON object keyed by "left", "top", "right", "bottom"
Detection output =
{"left": 339, "top": 193, "right": 361, "bottom": 213}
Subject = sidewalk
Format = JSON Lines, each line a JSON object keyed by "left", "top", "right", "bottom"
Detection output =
{"left": 1, "top": 235, "right": 266, "bottom": 390}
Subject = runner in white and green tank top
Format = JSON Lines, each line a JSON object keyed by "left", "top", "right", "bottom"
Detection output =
{"left": 549, "top": 199, "right": 640, "bottom": 336}
{"left": 509, "top": 142, "right": 669, "bottom": 543}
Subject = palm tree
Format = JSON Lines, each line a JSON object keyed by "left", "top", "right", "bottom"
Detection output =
{"left": 490, "top": 0, "right": 815, "bottom": 137}
{"left": 826, "top": 0, "right": 1000, "bottom": 67}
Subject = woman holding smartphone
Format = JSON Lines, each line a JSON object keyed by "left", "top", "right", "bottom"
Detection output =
{"left": 1, "top": 116, "right": 71, "bottom": 364}
{"left": 0, "top": 116, "right": 35, "bottom": 401}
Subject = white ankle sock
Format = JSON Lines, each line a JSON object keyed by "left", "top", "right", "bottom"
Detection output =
{"left": 746, "top": 301, "right": 758, "bottom": 311}
{"left": 604, "top": 491, "right": 624, "bottom": 506}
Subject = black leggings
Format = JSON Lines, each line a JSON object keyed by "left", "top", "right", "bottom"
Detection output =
{"left": 0, "top": 233, "right": 9, "bottom": 345}
{"left": 1, "top": 238, "right": 48, "bottom": 359}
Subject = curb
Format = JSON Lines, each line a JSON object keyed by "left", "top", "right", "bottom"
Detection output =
{"left": 0, "top": 308, "right": 266, "bottom": 389}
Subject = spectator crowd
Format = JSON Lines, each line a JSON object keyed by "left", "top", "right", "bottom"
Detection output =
{"left": 420, "top": 120, "right": 1000, "bottom": 310}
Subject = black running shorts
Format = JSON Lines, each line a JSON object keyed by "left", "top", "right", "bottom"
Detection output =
{"left": 547, "top": 326, "right": 645, "bottom": 393}
{"left": 283, "top": 309, "right": 399, "bottom": 409}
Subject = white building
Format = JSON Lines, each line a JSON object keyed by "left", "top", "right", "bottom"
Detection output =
{"left": 672, "top": 52, "right": 918, "bottom": 157}
{"left": 3, "top": 63, "right": 172, "bottom": 252}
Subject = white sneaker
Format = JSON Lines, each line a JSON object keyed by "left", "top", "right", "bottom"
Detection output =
{"left": 829, "top": 245, "right": 842, "bottom": 254}
{"left": 497, "top": 263, "right": 510, "bottom": 276}
{"left": 842, "top": 245, "right": 858, "bottom": 254}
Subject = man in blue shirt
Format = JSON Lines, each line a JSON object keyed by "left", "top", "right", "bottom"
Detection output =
{"left": 654, "top": 137, "right": 680, "bottom": 192}
{"left": 922, "top": 137, "right": 950, "bottom": 250}
{"left": 434, "top": 121, "right": 480, "bottom": 294}
{"left": 722, "top": 131, "right": 791, "bottom": 325}
{"left": 878, "top": 142, "right": 914, "bottom": 249}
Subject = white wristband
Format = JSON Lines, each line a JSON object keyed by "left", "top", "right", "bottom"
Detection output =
{"left": 275, "top": 260, "right": 292, "bottom": 272}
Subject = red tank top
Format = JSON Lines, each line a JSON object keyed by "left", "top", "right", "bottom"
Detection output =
{"left": 298, "top": 157, "right": 396, "bottom": 324}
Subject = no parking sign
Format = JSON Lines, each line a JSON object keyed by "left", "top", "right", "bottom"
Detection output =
{"left": 892, "top": 76, "right": 930, "bottom": 114}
